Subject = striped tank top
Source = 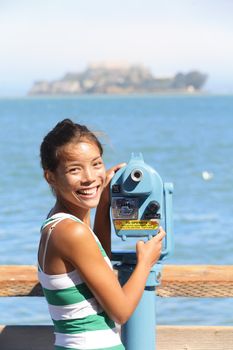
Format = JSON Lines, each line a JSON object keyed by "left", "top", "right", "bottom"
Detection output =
{"left": 38, "top": 213, "right": 125, "bottom": 350}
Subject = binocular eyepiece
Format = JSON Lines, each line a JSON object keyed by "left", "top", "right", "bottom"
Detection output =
{"left": 131, "top": 169, "right": 143, "bottom": 182}
{"left": 110, "top": 152, "right": 174, "bottom": 260}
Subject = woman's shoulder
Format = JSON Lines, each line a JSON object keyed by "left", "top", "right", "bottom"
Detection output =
{"left": 41, "top": 212, "right": 103, "bottom": 253}
{"left": 41, "top": 212, "right": 90, "bottom": 246}
{"left": 41, "top": 212, "right": 83, "bottom": 229}
{"left": 49, "top": 214, "right": 106, "bottom": 262}
{"left": 52, "top": 213, "right": 87, "bottom": 233}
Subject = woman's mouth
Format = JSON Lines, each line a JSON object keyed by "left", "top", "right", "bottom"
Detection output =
{"left": 75, "top": 186, "right": 99, "bottom": 198}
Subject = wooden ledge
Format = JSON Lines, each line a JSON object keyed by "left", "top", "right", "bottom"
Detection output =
{"left": 1, "top": 265, "right": 233, "bottom": 297}
{"left": 157, "top": 325, "right": 233, "bottom": 349}
{"left": 0, "top": 265, "right": 41, "bottom": 297}
{"left": 157, "top": 265, "right": 233, "bottom": 297}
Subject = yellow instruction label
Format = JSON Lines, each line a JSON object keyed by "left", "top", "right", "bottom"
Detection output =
{"left": 114, "top": 220, "right": 159, "bottom": 231}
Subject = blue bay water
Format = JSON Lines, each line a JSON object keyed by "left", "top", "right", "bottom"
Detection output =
{"left": 0, "top": 94, "right": 233, "bottom": 326}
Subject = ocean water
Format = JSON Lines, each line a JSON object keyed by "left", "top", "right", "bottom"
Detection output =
{"left": 0, "top": 94, "right": 233, "bottom": 326}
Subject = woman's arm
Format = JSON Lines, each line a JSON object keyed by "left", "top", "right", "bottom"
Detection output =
{"left": 55, "top": 220, "right": 165, "bottom": 325}
{"left": 94, "top": 163, "right": 126, "bottom": 257}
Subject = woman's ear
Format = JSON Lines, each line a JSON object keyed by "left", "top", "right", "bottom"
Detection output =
{"left": 44, "top": 170, "right": 56, "bottom": 186}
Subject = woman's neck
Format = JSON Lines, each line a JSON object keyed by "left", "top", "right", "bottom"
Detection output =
{"left": 50, "top": 200, "right": 91, "bottom": 226}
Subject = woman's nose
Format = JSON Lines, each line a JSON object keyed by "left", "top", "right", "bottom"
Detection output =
{"left": 82, "top": 167, "right": 95, "bottom": 183}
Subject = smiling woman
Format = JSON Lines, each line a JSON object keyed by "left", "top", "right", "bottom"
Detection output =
{"left": 37, "top": 118, "right": 165, "bottom": 350}
{"left": 45, "top": 141, "right": 106, "bottom": 220}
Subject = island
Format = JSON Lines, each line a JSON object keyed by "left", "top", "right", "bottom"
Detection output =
{"left": 28, "top": 63, "right": 208, "bottom": 95}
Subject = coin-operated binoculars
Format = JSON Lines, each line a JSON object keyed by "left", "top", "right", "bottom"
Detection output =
{"left": 111, "top": 153, "right": 174, "bottom": 350}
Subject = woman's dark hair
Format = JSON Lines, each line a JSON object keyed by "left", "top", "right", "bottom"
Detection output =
{"left": 40, "top": 119, "right": 103, "bottom": 171}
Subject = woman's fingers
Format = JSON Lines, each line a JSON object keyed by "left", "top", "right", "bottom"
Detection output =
{"left": 105, "top": 163, "right": 126, "bottom": 184}
{"left": 155, "top": 227, "right": 166, "bottom": 240}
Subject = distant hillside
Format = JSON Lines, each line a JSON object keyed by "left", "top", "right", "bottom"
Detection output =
{"left": 28, "top": 64, "right": 208, "bottom": 95}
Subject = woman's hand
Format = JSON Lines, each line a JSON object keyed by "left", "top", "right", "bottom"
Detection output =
{"left": 136, "top": 227, "right": 166, "bottom": 268}
{"left": 99, "top": 162, "right": 126, "bottom": 207}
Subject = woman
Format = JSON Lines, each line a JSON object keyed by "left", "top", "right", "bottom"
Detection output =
{"left": 38, "top": 119, "right": 165, "bottom": 350}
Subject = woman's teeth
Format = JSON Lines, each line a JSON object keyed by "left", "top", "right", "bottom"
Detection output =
{"left": 78, "top": 187, "right": 97, "bottom": 195}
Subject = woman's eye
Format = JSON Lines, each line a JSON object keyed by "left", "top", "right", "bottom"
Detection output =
{"left": 93, "top": 161, "right": 103, "bottom": 168}
{"left": 69, "top": 167, "right": 80, "bottom": 173}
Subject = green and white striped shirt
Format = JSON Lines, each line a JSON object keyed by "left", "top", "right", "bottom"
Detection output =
{"left": 38, "top": 213, "right": 125, "bottom": 350}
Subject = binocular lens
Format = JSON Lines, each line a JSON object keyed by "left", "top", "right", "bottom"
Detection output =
{"left": 131, "top": 169, "right": 143, "bottom": 182}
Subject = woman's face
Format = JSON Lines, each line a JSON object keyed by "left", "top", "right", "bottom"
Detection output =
{"left": 51, "top": 140, "right": 106, "bottom": 211}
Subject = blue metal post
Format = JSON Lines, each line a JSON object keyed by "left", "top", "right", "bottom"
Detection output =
{"left": 110, "top": 154, "right": 173, "bottom": 349}
{"left": 116, "top": 261, "right": 162, "bottom": 350}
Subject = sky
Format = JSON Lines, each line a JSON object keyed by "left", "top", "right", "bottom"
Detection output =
{"left": 0, "top": 0, "right": 233, "bottom": 96}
